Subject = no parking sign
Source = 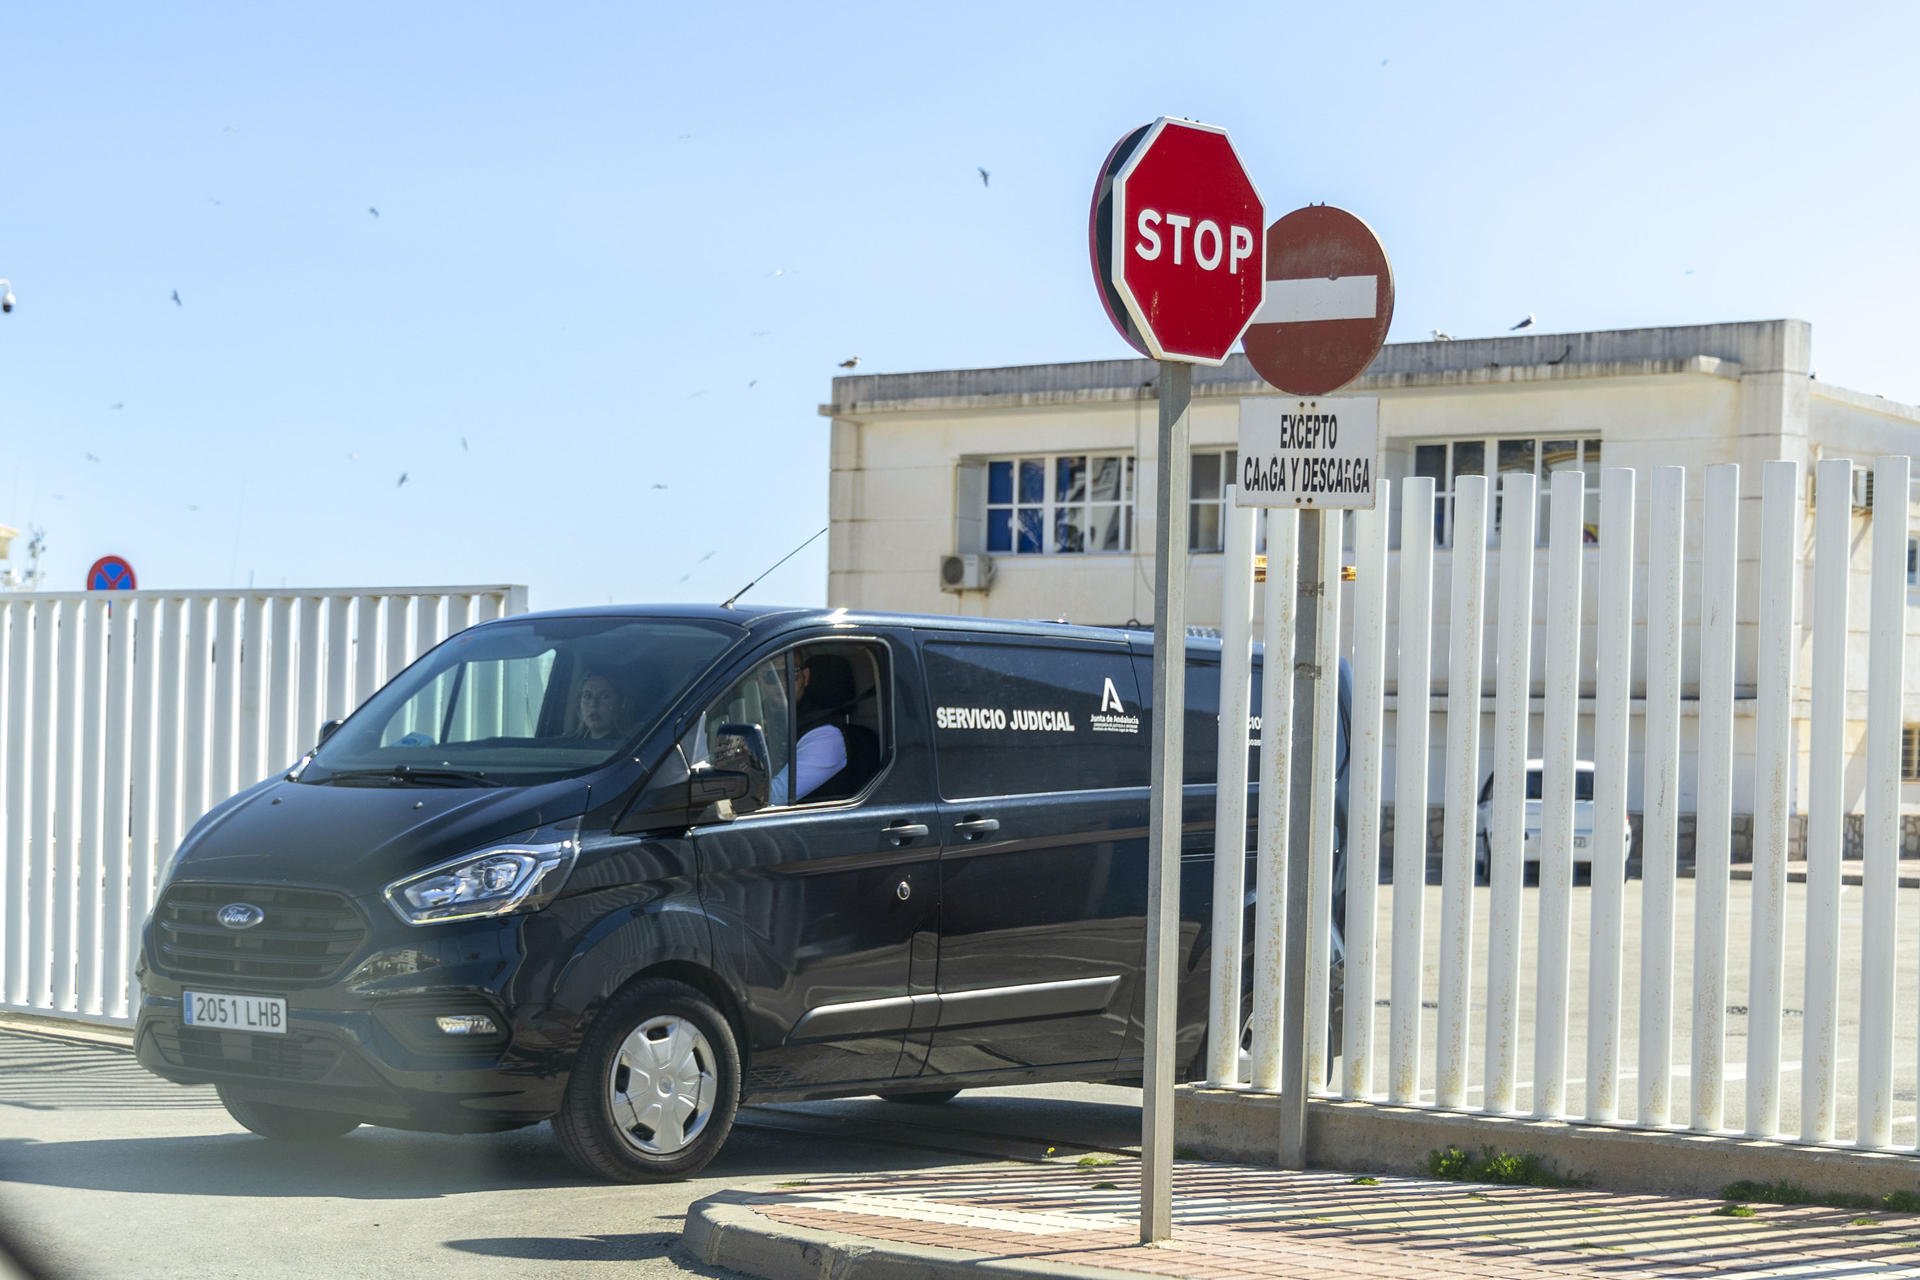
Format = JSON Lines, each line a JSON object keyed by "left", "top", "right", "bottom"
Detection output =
{"left": 86, "top": 555, "right": 136, "bottom": 591}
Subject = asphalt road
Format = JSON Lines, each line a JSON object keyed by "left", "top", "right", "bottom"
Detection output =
{"left": 0, "top": 1029, "right": 1141, "bottom": 1280}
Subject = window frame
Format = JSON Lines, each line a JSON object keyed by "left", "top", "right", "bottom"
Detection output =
{"left": 984, "top": 453, "right": 1136, "bottom": 556}
{"left": 1903, "top": 725, "right": 1920, "bottom": 783}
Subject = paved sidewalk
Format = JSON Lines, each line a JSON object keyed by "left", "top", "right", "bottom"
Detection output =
{"left": 685, "top": 1158, "right": 1920, "bottom": 1279}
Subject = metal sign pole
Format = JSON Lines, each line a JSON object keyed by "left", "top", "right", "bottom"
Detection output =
{"left": 1140, "top": 358, "right": 1192, "bottom": 1244}
{"left": 1277, "top": 508, "right": 1321, "bottom": 1167}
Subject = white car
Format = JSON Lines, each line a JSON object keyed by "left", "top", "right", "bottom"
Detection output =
{"left": 1474, "top": 760, "right": 1630, "bottom": 881}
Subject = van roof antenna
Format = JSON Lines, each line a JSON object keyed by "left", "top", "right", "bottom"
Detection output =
{"left": 721, "top": 525, "right": 829, "bottom": 609}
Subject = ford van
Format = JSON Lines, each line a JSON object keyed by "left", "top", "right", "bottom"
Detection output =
{"left": 134, "top": 605, "right": 1346, "bottom": 1180}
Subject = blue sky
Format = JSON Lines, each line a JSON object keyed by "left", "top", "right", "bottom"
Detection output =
{"left": 3, "top": 2, "right": 1915, "bottom": 607}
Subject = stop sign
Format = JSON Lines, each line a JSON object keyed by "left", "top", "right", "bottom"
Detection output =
{"left": 1242, "top": 205, "right": 1395, "bottom": 396}
{"left": 1089, "top": 118, "right": 1265, "bottom": 365}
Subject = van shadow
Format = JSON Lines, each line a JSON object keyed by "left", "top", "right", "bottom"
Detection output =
{"left": 0, "top": 1104, "right": 1006, "bottom": 1202}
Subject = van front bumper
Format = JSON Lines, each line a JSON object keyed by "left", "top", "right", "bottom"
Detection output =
{"left": 133, "top": 908, "right": 580, "bottom": 1131}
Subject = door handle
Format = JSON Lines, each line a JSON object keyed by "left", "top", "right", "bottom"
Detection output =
{"left": 885, "top": 822, "right": 930, "bottom": 844}
{"left": 953, "top": 816, "right": 1000, "bottom": 841}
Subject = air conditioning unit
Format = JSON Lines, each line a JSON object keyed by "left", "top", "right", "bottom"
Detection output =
{"left": 1852, "top": 467, "right": 1875, "bottom": 513}
{"left": 939, "top": 553, "right": 995, "bottom": 593}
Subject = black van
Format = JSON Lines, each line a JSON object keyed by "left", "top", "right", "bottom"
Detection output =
{"left": 134, "top": 605, "right": 1346, "bottom": 1181}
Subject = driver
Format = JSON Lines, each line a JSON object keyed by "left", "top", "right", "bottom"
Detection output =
{"left": 572, "top": 672, "right": 631, "bottom": 741}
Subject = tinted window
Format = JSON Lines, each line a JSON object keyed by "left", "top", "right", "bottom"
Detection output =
{"left": 1575, "top": 770, "right": 1595, "bottom": 802}
{"left": 922, "top": 638, "right": 1145, "bottom": 798}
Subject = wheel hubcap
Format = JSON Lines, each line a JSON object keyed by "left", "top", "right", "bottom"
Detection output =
{"left": 607, "top": 1014, "right": 716, "bottom": 1156}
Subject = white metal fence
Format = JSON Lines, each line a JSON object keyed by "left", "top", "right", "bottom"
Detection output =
{"left": 1214, "top": 457, "right": 1920, "bottom": 1155}
{"left": 0, "top": 586, "right": 527, "bottom": 1027}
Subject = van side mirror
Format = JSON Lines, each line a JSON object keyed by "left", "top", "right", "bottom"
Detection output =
{"left": 317, "top": 719, "right": 344, "bottom": 746}
{"left": 689, "top": 767, "right": 752, "bottom": 807}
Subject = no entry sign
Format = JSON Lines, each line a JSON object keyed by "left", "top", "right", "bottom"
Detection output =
{"left": 1089, "top": 118, "right": 1265, "bottom": 365}
{"left": 1242, "top": 205, "right": 1394, "bottom": 396}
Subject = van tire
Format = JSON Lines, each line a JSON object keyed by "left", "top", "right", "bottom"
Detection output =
{"left": 552, "top": 978, "right": 740, "bottom": 1182}
{"left": 877, "top": 1088, "right": 960, "bottom": 1105}
{"left": 216, "top": 1086, "right": 361, "bottom": 1140}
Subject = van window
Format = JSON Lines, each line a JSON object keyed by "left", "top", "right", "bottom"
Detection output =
{"left": 922, "top": 639, "right": 1144, "bottom": 798}
{"left": 306, "top": 616, "right": 740, "bottom": 786}
{"left": 695, "top": 640, "right": 892, "bottom": 813}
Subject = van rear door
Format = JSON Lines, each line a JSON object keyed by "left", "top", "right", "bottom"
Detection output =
{"left": 914, "top": 631, "right": 1149, "bottom": 1077}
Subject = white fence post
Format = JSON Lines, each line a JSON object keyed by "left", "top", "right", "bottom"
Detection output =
{"left": 1639, "top": 466, "right": 1686, "bottom": 1127}
{"left": 51, "top": 601, "right": 80, "bottom": 1010}
{"left": 1586, "top": 467, "right": 1635, "bottom": 1122}
{"left": 1389, "top": 478, "right": 1435, "bottom": 1105}
{"left": 1485, "top": 472, "right": 1536, "bottom": 1114}
{"left": 1858, "top": 456, "right": 1909, "bottom": 1149}
{"left": 75, "top": 598, "right": 109, "bottom": 1016}
{"left": 1208, "top": 492, "right": 1258, "bottom": 1085}
{"left": 1747, "top": 460, "right": 1798, "bottom": 1137}
{"left": 4, "top": 601, "right": 34, "bottom": 1006}
{"left": 1305, "top": 510, "right": 1343, "bottom": 1092}
{"left": 1250, "top": 509, "right": 1299, "bottom": 1092}
{"left": 1535, "top": 467, "right": 1585, "bottom": 1120}
{"left": 1802, "top": 458, "right": 1851, "bottom": 1143}
{"left": 1436, "top": 475, "right": 1488, "bottom": 1109}
{"left": 1691, "top": 464, "right": 1738, "bottom": 1132}
{"left": 1343, "top": 485, "right": 1390, "bottom": 1100}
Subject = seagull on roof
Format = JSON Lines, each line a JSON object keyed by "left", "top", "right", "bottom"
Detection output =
{"left": 1509, "top": 313, "right": 1534, "bottom": 331}
{"left": 839, "top": 357, "right": 860, "bottom": 369}
{"left": 1431, "top": 330, "right": 1453, "bottom": 341}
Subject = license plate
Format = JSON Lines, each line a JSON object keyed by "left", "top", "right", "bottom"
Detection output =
{"left": 182, "top": 991, "right": 287, "bottom": 1035}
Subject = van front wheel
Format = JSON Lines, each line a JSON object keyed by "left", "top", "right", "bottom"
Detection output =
{"left": 553, "top": 979, "right": 740, "bottom": 1182}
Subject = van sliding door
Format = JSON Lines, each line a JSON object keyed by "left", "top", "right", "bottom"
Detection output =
{"left": 915, "top": 632, "right": 1149, "bottom": 1077}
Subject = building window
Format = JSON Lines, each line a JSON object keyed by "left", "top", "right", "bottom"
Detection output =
{"left": 1191, "top": 450, "right": 1237, "bottom": 551}
{"left": 1905, "top": 727, "right": 1920, "bottom": 783}
{"left": 1190, "top": 448, "right": 1273, "bottom": 554}
{"left": 1908, "top": 536, "right": 1918, "bottom": 588}
{"left": 1413, "top": 436, "right": 1603, "bottom": 548}
{"left": 985, "top": 455, "right": 1134, "bottom": 554}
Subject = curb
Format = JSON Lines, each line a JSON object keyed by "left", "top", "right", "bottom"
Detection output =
{"left": 683, "top": 1192, "right": 1147, "bottom": 1280}
{"left": 0, "top": 1011, "right": 135, "bottom": 1049}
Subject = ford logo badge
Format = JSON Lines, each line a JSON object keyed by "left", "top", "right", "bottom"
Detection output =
{"left": 217, "top": 903, "right": 265, "bottom": 930}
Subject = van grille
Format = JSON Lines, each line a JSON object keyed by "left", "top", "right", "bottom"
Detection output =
{"left": 147, "top": 1023, "right": 341, "bottom": 1082}
{"left": 156, "top": 883, "right": 367, "bottom": 984}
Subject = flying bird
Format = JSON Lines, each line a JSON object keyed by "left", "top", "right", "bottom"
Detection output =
{"left": 186, "top": 504, "right": 200, "bottom": 512}
{"left": 396, "top": 472, "right": 408, "bottom": 488}
{"left": 651, "top": 483, "right": 669, "bottom": 490}
{"left": 84, "top": 452, "right": 101, "bottom": 463}
{"left": 368, "top": 206, "right": 380, "bottom": 218}
{"left": 346, "top": 451, "right": 358, "bottom": 462}
{"left": 838, "top": 357, "right": 860, "bottom": 369}
{"left": 978, "top": 167, "right": 990, "bottom": 188}
{"left": 1509, "top": 313, "right": 1534, "bottom": 331}
{"left": 460, "top": 436, "right": 470, "bottom": 451}
{"left": 747, "top": 379, "right": 757, "bottom": 388}
{"left": 110, "top": 402, "right": 123, "bottom": 410}
{"left": 1431, "top": 330, "right": 1453, "bottom": 341}
{"left": 171, "top": 290, "right": 182, "bottom": 306}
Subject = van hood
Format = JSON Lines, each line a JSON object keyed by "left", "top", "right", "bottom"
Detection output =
{"left": 167, "top": 775, "right": 595, "bottom": 892}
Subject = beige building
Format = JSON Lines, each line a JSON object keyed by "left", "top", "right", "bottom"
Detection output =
{"left": 821, "top": 320, "right": 1920, "bottom": 845}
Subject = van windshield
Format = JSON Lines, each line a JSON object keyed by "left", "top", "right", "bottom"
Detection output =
{"left": 301, "top": 615, "right": 742, "bottom": 786}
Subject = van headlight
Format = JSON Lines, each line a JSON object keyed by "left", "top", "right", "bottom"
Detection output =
{"left": 384, "top": 828, "right": 579, "bottom": 926}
